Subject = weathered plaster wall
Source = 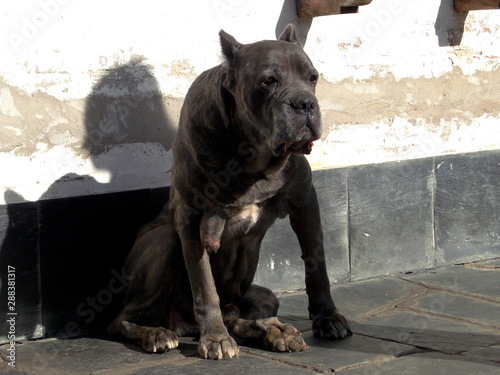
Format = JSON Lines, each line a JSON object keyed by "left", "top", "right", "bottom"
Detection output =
{"left": 1, "top": 0, "right": 499, "bottom": 203}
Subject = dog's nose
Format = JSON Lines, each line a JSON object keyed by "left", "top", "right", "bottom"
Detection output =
{"left": 290, "top": 94, "right": 317, "bottom": 112}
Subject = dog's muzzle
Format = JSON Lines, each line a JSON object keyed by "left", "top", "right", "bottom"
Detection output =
{"left": 273, "top": 93, "right": 321, "bottom": 158}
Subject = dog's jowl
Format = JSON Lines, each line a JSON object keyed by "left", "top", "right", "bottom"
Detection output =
{"left": 109, "top": 24, "right": 351, "bottom": 360}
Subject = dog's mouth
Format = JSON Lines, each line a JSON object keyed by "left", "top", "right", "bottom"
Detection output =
{"left": 274, "top": 139, "right": 314, "bottom": 157}
{"left": 273, "top": 125, "right": 317, "bottom": 157}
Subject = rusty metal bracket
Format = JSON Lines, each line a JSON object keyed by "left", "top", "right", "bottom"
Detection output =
{"left": 297, "top": 0, "right": 372, "bottom": 18}
{"left": 454, "top": 0, "right": 500, "bottom": 11}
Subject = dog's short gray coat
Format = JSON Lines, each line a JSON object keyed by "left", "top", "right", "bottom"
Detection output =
{"left": 109, "top": 24, "right": 351, "bottom": 360}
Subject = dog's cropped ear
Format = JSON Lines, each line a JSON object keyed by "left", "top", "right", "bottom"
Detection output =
{"left": 219, "top": 30, "right": 242, "bottom": 66}
{"left": 219, "top": 30, "right": 242, "bottom": 94}
{"left": 278, "top": 24, "right": 300, "bottom": 45}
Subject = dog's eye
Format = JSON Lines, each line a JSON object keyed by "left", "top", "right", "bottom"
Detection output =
{"left": 309, "top": 74, "right": 318, "bottom": 84}
{"left": 262, "top": 76, "right": 278, "bottom": 86}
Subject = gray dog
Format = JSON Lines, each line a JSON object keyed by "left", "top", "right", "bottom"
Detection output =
{"left": 109, "top": 24, "right": 351, "bottom": 360}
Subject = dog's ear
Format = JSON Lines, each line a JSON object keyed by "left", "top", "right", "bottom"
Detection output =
{"left": 219, "top": 30, "right": 242, "bottom": 94}
{"left": 219, "top": 30, "right": 242, "bottom": 65}
{"left": 278, "top": 24, "right": 300, "bottom": 44}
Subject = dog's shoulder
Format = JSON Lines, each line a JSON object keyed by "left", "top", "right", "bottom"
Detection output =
{"left": 180, "top": 64, "right": 228, "bottom": 129}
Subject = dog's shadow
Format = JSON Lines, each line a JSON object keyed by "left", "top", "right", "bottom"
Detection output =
{"left": 19, "top": 58, "right": 178, "bottom": 339}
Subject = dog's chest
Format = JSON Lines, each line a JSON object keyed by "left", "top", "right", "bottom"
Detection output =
{"left": 225, "top": 200, "right": 263, "bottom": 236}
{"left": 224, "top": 175, "right": 284, "bottom": 236}
{"left": 234, "top": 203, "right": 261, "bottom": 224}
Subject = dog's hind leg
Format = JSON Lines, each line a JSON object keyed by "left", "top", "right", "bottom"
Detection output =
{"left": 108, "top": 210, "right": 184, "bottom": 353}
{"left": 224, "top": 284, "right": 307, "bottom": 352}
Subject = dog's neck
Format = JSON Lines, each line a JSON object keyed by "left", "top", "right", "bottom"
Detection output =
{"left": 248, "top": 150, "right": 291, "bottom": 177}
{"left": 221, "top": 109, "right": 290, "bottom": 177}
{"left": 232, "top": 126, "right": 291, "bottom": 177}
{"left": 214, "top": 74, "right": 292, "bottom": 177}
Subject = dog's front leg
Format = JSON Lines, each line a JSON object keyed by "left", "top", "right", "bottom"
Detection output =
{"left": 178, "top": 221, "right": 239, "bottom": 360}
{"left": 287, "top": 166, "right": 351, "bottom": 340}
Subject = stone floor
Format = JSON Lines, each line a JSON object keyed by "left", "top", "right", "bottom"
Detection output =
{"left": 1, "top": 259, "right": 499, "bottom": 374}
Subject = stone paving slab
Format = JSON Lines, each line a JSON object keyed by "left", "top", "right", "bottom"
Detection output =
{"left": 2, "top": 263, "right": 500, "bottom": 375}
{"left": 0, "top": 336, "right": 318, "bottom": 375}
{"left": 278, "top": 276, "right": 426, "bottom": 322}
{"left": 411, "top": 291, "right": 500, "bottom": 327}
{"left": 463, "top": 344, "right": 500, "bottom": 364}
{"left": 336, "top": 351, "right": 500, "bottom": 375}
{"left": 1, "top": 336, "right": 196, "bottom": 375}
{"left": 242, "top": 331, "right": 415, "bottom": 373}
{"left": 351, "top": 310, "right": 500, "bottom": 354}
{"left": 402, "top": 265, "right": 500, "bottom": 301}
{"left": 120, "top": 352, "right": 319, "bottom": 375}
{"left": 466, "top": 259, "right": 500, "bottom": 268}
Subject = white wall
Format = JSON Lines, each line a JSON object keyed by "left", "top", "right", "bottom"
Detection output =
{"left": 1, "top": 0, "right": 499, "bottom": 203}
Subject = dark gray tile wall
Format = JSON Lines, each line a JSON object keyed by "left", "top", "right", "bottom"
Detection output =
{"left": 435, "top": 150, "right": 500, "bottom": 265}
{"left": 0, "top": 188, "right": 169, "bottom": 343}
{"left": 0, "top": 200, "right": 42, "bottom": 342}
{"left": 256, "top": 167, "right": 349, "bottom": 291}
{"left": 348, "top": 158, "right": 435, "bottom": 280}
{"left": 37, "top": 190, "right": 154, "bottom": 338}
{"left": 1, "top": 149, "right": 499, "bottom": 342}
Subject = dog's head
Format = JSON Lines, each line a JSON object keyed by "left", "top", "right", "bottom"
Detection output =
{"left": 220, "top": 24, "right": 322, "bottom": 157}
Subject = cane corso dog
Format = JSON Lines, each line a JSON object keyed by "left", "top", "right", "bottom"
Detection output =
{"left": 109, "top": 24, "right": 351, "bottom": 360}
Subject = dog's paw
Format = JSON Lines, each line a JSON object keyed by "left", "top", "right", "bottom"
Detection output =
{"left": 312, "top": 311, "right": 352, "bottom": 339}
{"left": 227, "top": 317, "right": 307, "bottom": 353}
{"left": 199, "top": 334, "right": 239, "bottom": 360}
{"left": 140, "top": 327, "right": 179, "bottom": 353}
{"left": 263, "top": 321, "right": 308, "bottom": 353}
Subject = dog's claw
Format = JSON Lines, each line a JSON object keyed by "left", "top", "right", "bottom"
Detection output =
{"left": 288, "top": 337, "right": 302, "bottom": 352}
{"left": 138, "top": 326, "right": 179, "bottom": 353}
{"left": 167, "top": 339, "right": 177, "bottom": 350}
{"left": 199, "top": 334, "right": 239, "bottom": 360}
{"left": 273, "top": 339, "right": 286, "bottom": 352}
